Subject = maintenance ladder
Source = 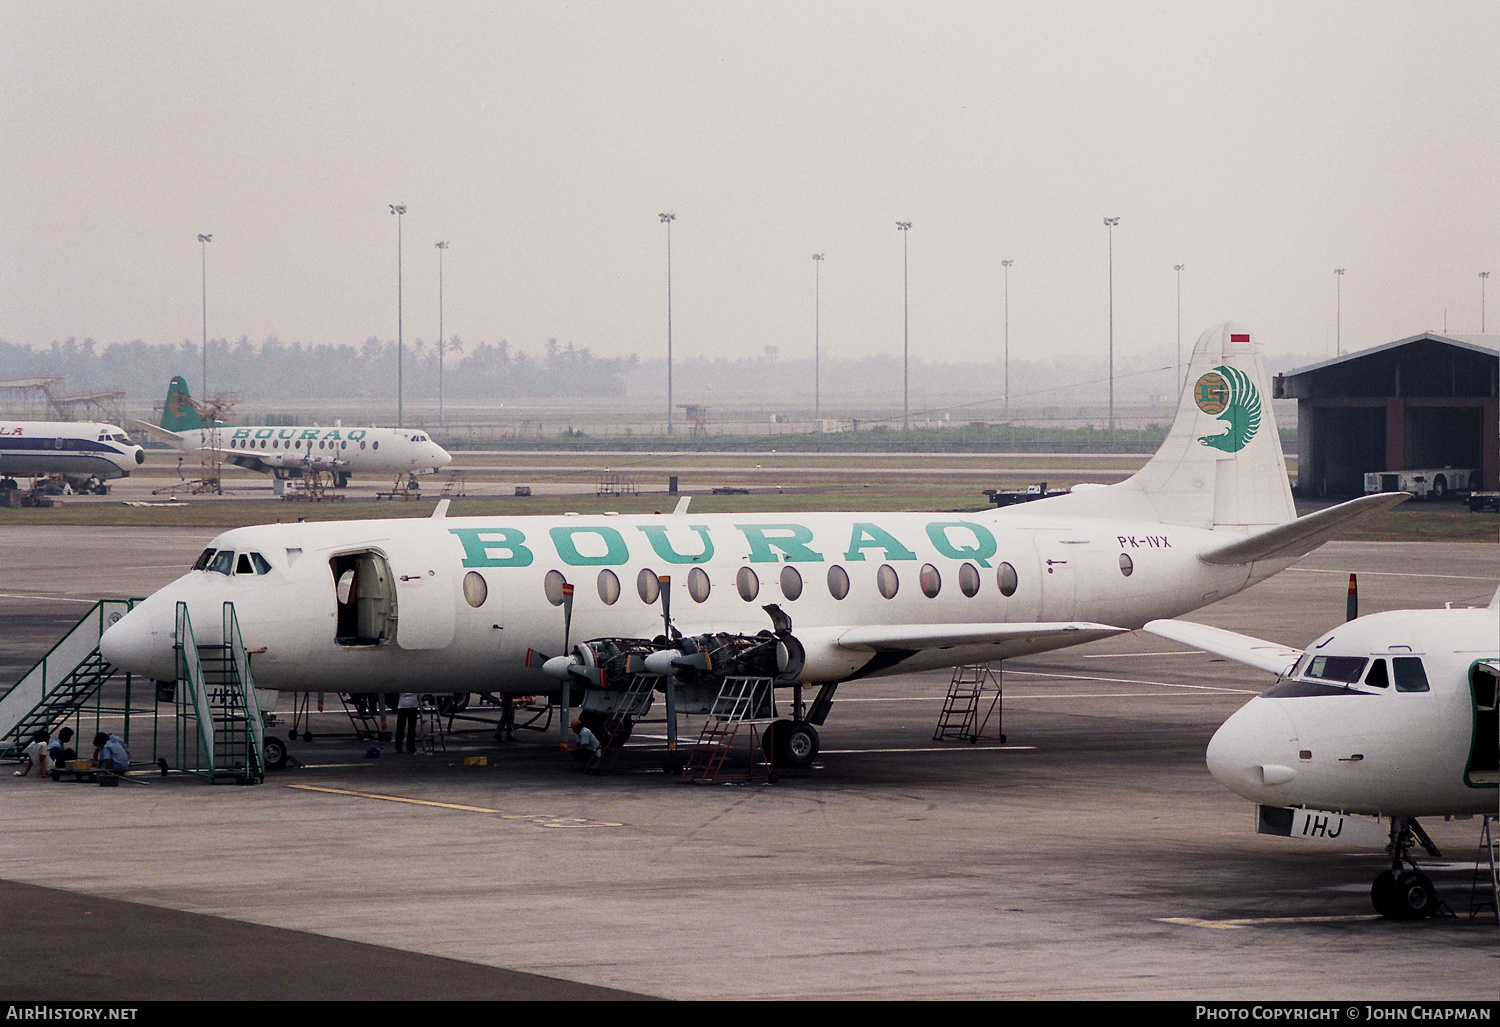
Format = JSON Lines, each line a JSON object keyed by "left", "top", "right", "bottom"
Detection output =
{"left": 1471, "top": 816, "right": 1499, "bottom": 922}
{"left": 933, "top": 663, "right": 1005, "bottom": 743}
{"left": 680, "top": 675, "right": 774, "bottom": 784}
{"left": 587, "top": 673, "right": 662, "bottom": 773}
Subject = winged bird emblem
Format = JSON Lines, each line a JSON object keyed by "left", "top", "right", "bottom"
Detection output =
{"left": 1195, "top": 364, "right": 1260, "bottom": 453}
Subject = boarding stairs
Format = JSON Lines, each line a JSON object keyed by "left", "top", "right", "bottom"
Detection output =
{"left": 933, "top": 663, "right": 1005, "bottom": 744}
{"left": 0, "top": 599, "right": 139, "bottom": 759}
{"left": 680, "top": 675, "right": 774, "bottom": 784}
{"left": 172, "top": 601, "right": 265, "bottom": 784}
{"left": 587, "top": 673, "right": 662, "bottom": 773}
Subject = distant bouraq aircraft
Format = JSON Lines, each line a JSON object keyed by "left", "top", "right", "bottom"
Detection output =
{"left": 133, "top": 376, "right": 451, "bottom": 486}
{"left": 1148, "top": 591, "right": 1498, "bottom": 919}
{"left": 0, "top": 420, "right": 145, "bottom": 493}
{"left": 102, "top": 325, "right": 1405, "bottom": 768}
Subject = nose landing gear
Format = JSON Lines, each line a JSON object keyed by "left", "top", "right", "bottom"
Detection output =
{"left": 1371, "top": 816, "right": 1446, "bottom": 919}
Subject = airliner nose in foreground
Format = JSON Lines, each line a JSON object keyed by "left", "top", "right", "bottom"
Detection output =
{"left": 100, "top": 601, "right": 175, "bottom": 683}
{"left": 1205, "top": 698, "right": 1301, "bottom": 803}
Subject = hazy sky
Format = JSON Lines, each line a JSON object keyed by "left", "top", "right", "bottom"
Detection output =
{"left": 2, "top": 1, "right": 1495, "bottom": 373}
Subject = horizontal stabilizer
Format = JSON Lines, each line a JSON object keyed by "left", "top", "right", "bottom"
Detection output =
{"left": 131, "top": 419, "right": 185, "bottom": 447}
{"left": 1143, "top": 619, "right": 1302, "bottom": 677}
{"left": 836, "top": 621, "right": 1128, "bottom": 651}
{"left": 1196, "top": 492, "right": 1409, "bottom": 566}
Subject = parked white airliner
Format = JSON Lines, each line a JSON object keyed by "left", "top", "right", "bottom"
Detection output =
{"left": 133, "top": 376, "right": 451, "bottom": 485}
{"left": 101, "top": 325, "right": 1405, "bottom": 767}
{"left": 1147, "top": 591, "right": 1499, "bottom": 919}
{"left": 0, "top": 420, "right": 145, "bottom": 492}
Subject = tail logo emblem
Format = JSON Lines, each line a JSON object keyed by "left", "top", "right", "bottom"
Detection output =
{"left": 1194, "top": 365, "right": 1261, "bottom": 453}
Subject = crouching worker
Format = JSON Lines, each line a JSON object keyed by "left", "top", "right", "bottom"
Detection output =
{"left": 13, "top": 731, "right": 49, "bottom": 778}
{"left": 92, "top": 732, "right": 130, "bottom": 786}
{"left": 563, "top": 718, "right": 602, "bottom": 772}
{"left": 48, "top": 727, "right": 77, "bottom": 767}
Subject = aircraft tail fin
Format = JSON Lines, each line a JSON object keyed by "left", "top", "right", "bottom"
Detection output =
{"left": 1117, "top": 323, "right": 1295, "bottom": 531}
{"left": 160, "top": 376, "right": 204, "bottom": 432}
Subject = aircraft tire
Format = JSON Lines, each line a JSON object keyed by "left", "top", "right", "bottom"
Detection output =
{"left": 1370, "top": 870, "right": 1398, "bottom": 917}
{"left": 1391, "top": 872, "right": 1438, "bottom": 919}
{"left": 764, "top": 719, "right": 819, "bottom": 768}
{"left": 1431, "top": 475, "right": 1447, "bottom": 501}
{"left": 579, "top": 709, "right": 633, "bottom": 747}
{"left": 436, "top": 692, "right": 470, "bottom": 715}
{"left": 263, "top": 736, "right": 288, "bottom": 771}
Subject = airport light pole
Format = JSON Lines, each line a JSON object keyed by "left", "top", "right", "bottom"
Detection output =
{"left": 660, "top": 212, "right": 675, "bottom": 436}
{"left": 435, "top": 241, "right": 448, "bottom": 424}
{"left": 1335, "top": 268, "right": 1345, "bottom": 357}
{"left": 390, "top": 205, "right": 407, "bottom": 427}
{"left": 897, "top": 221, "right": 911, "bottom": 432}
{"left": 1104, "top": 217, "right": 1119, "bottom": 432}
{"left": 1482, "top": 272, "right": 1490, "bottom": 333}
{"left": 1002, "top": 259, "right": 1013, "bottom": 417}
{"left": 198, "top": 234, "right": 211, "bottom": 400}
{"left": 1174, "top": 263, "right": 1185, "bottom": 392}
{"left": 812, "top": 253, "right": 824, "bottom": 421}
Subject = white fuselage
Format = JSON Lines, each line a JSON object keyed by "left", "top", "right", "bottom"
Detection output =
{"left": 1206, "top": 608, "right": 1499, "bottom": 817}
{"left": 0, "top": 421, "right": 145, "bottom": 480}
{"left": 170, "top": 424, "right": 450, "bottom": 478}
{"left": 100, "top": 506, "right": 1293, "bottom": 694}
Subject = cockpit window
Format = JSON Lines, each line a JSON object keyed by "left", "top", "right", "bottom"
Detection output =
{"left": 1305, "top": 655, "right": 1367, "bottom": 684}
{"left": 248, "top": 552, "right": 272, "bottom": 575}
{"left": 1363, "top": 659, "right": 1389, "bottom": 688}
{"left": 208, "top": 550, "right": 236, "bottom": 575}
{"left": 1393, "top": 656, "right": 1429, "bottom": 693}
{"left": 193, "top": 548, "right": 215, "bottom": 571}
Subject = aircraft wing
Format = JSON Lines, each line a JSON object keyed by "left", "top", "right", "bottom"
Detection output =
{"left": 1196, "top": 492, "right": 1409, "bottom": 566}
{"left": 1143, "top": 619, "right": 1302, "bottom": 677}
{"left": 835, "top": 621, "right": 1128, "bottom": 651}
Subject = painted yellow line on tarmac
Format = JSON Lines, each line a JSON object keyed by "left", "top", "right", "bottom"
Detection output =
{"left": 288, "top": 784, "right": 623, "bottom": 827}
{"left": 1158, "top": 914, "right": 1376, "bottom": 930}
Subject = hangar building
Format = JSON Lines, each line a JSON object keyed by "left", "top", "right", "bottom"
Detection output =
{"left": 1274, "top": 333, "right": 1498, "bottom": 497}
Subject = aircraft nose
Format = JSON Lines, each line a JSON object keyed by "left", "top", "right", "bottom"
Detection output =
{"left": 433, "top": 446, "right": 452, "bottom": 467}
{"left": 1206, "top": 697, "right": 1301, "bottom": 803}
{"left": 100, "top": 601, "right": 176, "bottom": 682}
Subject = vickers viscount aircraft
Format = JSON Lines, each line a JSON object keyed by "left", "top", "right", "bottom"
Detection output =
{"left": 1147, "top": 590, "right": 1499, "bottom": 919}
{"left": 0, "top": 420, "right": 145, "bottom": 493}
{"left": 133, "top": 377, "right": 451, "bottom": 486}
{"left": 101, "top": 325, "right": 1405, "bottom": 768}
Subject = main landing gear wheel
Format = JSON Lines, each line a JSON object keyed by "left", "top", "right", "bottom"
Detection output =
{"left": 1371, "top": 869, "right": 1438, "bottom": 919}
{"left": 262, "top": 736, "right": 289, "bottom": 771}
{"left": 763, "top": 719, "right": 819, "bottom": 768}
